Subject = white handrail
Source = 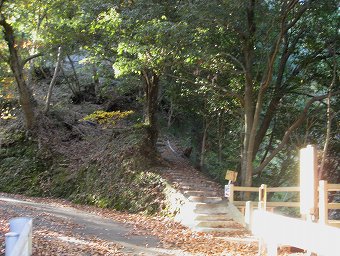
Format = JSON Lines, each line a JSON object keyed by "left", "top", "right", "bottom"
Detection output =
{"left": 252, "top": 210, "right": 340, "bottom": 256}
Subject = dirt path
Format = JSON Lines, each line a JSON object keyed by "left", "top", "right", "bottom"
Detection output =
{"left": 0, "top": 194, "right": 192, "bottom": 256}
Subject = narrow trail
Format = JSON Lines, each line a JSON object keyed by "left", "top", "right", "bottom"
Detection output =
{"left": 157, "top": 139, "right": 251, "bottom": 237}
{"left": 159, "top": 140, "right": 223, "bottom": 196}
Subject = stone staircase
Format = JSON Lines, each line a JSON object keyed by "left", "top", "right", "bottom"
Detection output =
{"left": 158, "top": 139, "right": 247, "bottom": 236}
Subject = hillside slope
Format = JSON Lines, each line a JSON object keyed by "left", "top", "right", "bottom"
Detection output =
{"left": 0, "top": 80, "right": 167, "bottom": 214}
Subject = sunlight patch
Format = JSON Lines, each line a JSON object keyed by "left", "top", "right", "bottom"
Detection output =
{"left": 58, "top": 236, "right": 89, "bottom": 245}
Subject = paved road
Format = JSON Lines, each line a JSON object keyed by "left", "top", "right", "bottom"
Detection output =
{"left": 0, "top": 195, "right": 191, "bottom": 256}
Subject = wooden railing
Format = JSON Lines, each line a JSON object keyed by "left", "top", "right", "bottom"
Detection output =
{"left": 319, "top": 180, "right": 340, "bottom": 228}
{"left": 229, "top": 181, "right": 340, "bottom": 228}
{"left": 229, "top": 184, "right": 300, "bottom": 214}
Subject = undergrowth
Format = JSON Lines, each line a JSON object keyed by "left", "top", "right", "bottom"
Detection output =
{"left": 0, "top": 126, "right": 166, "bottom": 215}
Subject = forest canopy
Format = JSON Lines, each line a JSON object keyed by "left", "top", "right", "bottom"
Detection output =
{"left": 0, "top": 0, "right": 339, "bottom": 188}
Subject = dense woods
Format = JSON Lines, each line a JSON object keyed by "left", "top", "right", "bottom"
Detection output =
{"left": 0, "top": 0, "right": 339, "bottom": 206}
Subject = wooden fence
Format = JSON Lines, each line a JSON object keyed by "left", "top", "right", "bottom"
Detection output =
{"left": 229, "top": 180, "right": 340, "bottom": 227}
{"left": 228, "top": 184, "right": 300, "bottom": 214}
{"left": 319, "top": 180, "right": 340, "bottom": 228}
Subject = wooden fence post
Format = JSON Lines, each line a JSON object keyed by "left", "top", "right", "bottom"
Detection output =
{"left": 258, "top": 184, "right": 267, "bottom": 210}
{"left": 229, "top": 184, "right": 234, "bottom": 203}
{"left": 319, "top": 180, "right": 328, "bottom": 225}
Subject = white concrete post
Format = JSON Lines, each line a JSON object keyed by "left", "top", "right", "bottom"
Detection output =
{"left": 300, "top": 145, "right": 317, "bottom": 218}
{"left": 5, "top": 232, "right": 19, "bottom": 256}
{"left": 9, "top": 217, "right": 33, "bottom": 256}
{"left": 245, "top": 201, "right": 253, "bottom": 230}
{"left": 266, "top": 242, "right": 278, "bottom": 256}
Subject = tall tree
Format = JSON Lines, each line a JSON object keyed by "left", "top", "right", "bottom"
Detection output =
{"left": 0, "top": 0, "right": 38, "bottom": 130}
{"left": 176, "top": 0, "right": 339, "bottom": 186}
{"left": 94, "top": 2, "right": 191, "bottom": 153}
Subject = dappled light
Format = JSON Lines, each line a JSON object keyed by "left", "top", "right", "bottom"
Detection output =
{"left": 0, "top": 0, "right": 339, "bottom": 255}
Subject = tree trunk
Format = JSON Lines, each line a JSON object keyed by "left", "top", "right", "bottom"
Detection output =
{"left": 27, "top": 12, "right": 45, "bottom": 88}
{"left": 239, "top": 0, "right": 307, "bottom": 187}
{"left": 319, "top": 95, "right": 332, "bottom": 180}
{"left": 240, "top": 0, "right": 256, "bottom": 187}
{"left": 67, "top": 54, "right": 81, "bottom": 92}
{"left": 319, "top": 61, "right": 336, "bottom": 180}
{"left": 217, "top": 112, "right": 224, "bottom": 164}
{"left": 92, "top": 64, "right": 100, "bottom": 97}
{"left": 44, "top": 46, "right": 62, "bottom": 114}
{"left": 60, "top": 65, "right": 77, "bottom": 95}
{"left": 141, "top": 69, "right": 160, "bottom": 155}
{"left": 0, "top": 17, "right": 36, "bottom": 130}
{"left": 199, "top": 117, "right": 209, "bottom": 169}
{"left": 167, "top": 98, "right": 174, "bottom": 128}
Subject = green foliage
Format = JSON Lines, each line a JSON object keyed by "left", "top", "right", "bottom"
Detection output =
{"left": 0, "top": 132, "right": 52, "bottom": 196}
{"left": 1, "top": 0, "right": 339, "bottom": 202}
{"left": 0, "top": 126, "right": 166, "bottom": 215}
{"left": 82, "top": 110, "right": 134, "bottom": 125}
{"left": 68, "top": 129, "right": 166, "bottom": 214}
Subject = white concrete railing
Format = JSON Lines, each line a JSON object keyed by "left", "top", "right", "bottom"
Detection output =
{"left": 252, "top": 210, "right": 340, "bottom": 256}
{"left": 5, "top": 217, "right": 33, "bottom": 256}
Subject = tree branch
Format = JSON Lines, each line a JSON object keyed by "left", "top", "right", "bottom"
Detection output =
{"left": 252, "top": 28, "right": 305, "bottom": 159}
{"left": 222, "top": 53, "right": 246, "bottom": 73}
{"left": 284, "top": 0, "right": 313, "bottom": 33}
{"left": 22, "top": 52, "right": 44, "bottom": 67}
{"left": 254, "top": 90, "right": 340, "bottom": 174}
{"left": 165, "top": 73, "right": 244, "bottom": 105}
{"left": 212, "top": 83, "right": 244, "bottom": 105}
{"left": 165, "top": 73, "right": 198, "bottom": 86}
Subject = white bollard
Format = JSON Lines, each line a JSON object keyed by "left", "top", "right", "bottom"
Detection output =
{"left": 9, "top": 217, "right": 32, "bottom": 233}
{"left": 245, "top": 201, "right": 253, "bottom": 230}
{"left": 5, "top": 232, "right": 19, "bottom": 256}
{"left": 9, "top": 217, "right": 33, "bottom": 256}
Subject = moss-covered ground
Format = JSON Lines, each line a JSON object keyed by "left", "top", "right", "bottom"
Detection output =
{"left": 0, "top": 116, "right": 166, "bottom": 215}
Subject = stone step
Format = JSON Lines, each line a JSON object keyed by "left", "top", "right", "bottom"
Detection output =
{"left": 216, "top": 236, "right": 257, "bottom": 244}
{"left": 195, "top": 201, "right": 227, "bottom": 208}
{"left": 194, "top": 214, "right": 232, "bottom": 222}
{"left": 172, "top": 178, "right": 217, "bottom": 184}
{"left": 168, "top": 174, "right": 199, "bottom": 178}
{"left": 181, "top": 186, "right": 218, "bottom": 193}
{"left": 176, "top": 181, "right": 217, "bottom": 185}
{"left": 194, "top": 204, "right": 229, "bottom": 214}
{"left": 184, "top": 190, "right": 220, "bottom": 197}
{"left": 173, "top": 182, "right": 219, "bottom": 188}
{"left": 188, "top": 196, "right": 222, "bottom": 203}
{"left": 195, "top": 220, "right": 236, "bottom": 228}
{"left": 172, "top": 181, "right": 212, "bottom": 189}
{"left": 193, "top": 227, "right": 239, "bottom": 233}
{"left": 157, "top": 141, "right": 245, "bottom": 234}
{"left": 180, "top": 185, "right": 220, "bottom": 191}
